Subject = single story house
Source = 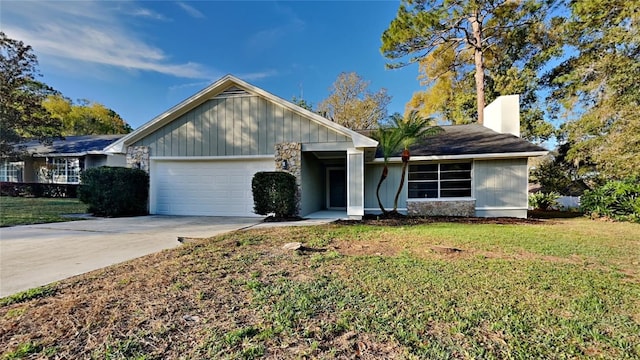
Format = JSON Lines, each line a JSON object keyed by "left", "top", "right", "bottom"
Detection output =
{"left": 105, "top": 75, "right": 547, "bottom": 219}
{"left": 1, "top": 135, "right": 126, "bottom": 184}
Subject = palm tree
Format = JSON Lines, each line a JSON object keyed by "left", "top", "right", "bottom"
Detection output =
{"left": 391, "top": 111, "right": 443, "bottom": 213}
{"left": 372, "top": 118, "right": 403, "bottom": 215}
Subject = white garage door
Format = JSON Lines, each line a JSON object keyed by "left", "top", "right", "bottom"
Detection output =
{"left": 150, "top": 158, "right": 274, "bottom": 216}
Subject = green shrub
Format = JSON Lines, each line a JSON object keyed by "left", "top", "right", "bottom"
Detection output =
{"left": 528, "top": 192, "right": 560, "bottom": 210}
{"left": 78, "top": 167, "right": 149, "bottom": 217}
{"left": 251, "top": 171, "right": 297, "bottom": 217}
{"left": 580, "top": 177, "right": 640, "bottom": 222}
{"left": 530, "top": 156, "right": 589, "bottom": 196}
{"left": 0, "top": 182, "right": 78, "bottom": 198}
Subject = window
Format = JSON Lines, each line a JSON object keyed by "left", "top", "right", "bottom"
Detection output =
{"left": 408, "top": 162, "right": 472, "bottom": 199}
{"left": 0, "top": 161, "right": 23, "bottom": 182}
{"left": 40, "top": 158, "right": 82, "bottom": 184}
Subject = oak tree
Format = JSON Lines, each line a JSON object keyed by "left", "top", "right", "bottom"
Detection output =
{"left": 547, "top": 0, "right": 640, "bottom": 179}
{"left": 0, "top": 32, "right": 61, "bottom": 156}
{"left": 318, "top": 72, "right": 391, "bottom": 130}
{"left": 43, "top": 95, "right": 132, "bottom": 135}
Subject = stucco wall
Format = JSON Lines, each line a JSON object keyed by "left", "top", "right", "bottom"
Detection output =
{"left": 105, "top": 154, "right": 126, "bottom": 167}
{"left": 300, "top": 152, "right": 324, "bottom": 216}
{"left": 23, "top": 158, "right": 38, "bottom": 182}
{"left": 84, "top": 155, "right": 104, "bottom": 169}
{"left": 84, "top": 154, "right": 125, "bottom": 169}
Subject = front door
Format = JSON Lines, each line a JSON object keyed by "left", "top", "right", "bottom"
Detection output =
{"left": 326, "top": 167, "right": 346, "bottom": 209}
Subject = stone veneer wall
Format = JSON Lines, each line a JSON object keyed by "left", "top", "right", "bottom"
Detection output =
{"left": 126, "top": 146, "right": 150, "bottom": 173}
{"left": 275, "top": 142, "right": 302, "bottom": 215}
{"left": 407, "top": 200, "right": 475, "bottom": 217}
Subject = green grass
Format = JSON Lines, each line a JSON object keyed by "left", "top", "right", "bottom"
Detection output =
{"left": 1, "top": 341, "right": 56, "bottom": 360}
{"left": 338, "top": 256, "right": 638, "bottom": 358}
{"left": 198, "top": 219, "right": 640, "bottom": 359}
{"left": 1, "top": 218, "right": 639, "bottom": 359}
{"left": 0, "top": 285, "right": 57, "bottom": 307}
{"left": 0, "top": 197, "right": 88, "bottom": 227}
{"left": 1, "top": 342, "right": 42, "bottom": 360}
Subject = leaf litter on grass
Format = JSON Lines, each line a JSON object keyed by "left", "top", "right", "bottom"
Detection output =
{"left": 1, "top": 219, "right": 639, "bottom": 359}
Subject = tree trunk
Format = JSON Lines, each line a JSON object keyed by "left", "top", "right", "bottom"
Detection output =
{"left": 470, "top": 9, "right": 485, "bottom": 125}
{"left": 376, "top": 164, "right": 389, "bottom": 214}
{"left": 393, "top": 149, "right": 410, "bottom": 212}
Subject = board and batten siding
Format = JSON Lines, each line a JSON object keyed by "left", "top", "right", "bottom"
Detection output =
{"left": 364, "top": 163, "right": 406, "bottom": 211}
{"left": 473, "top": 158, "right": 528, "bottom": 217}
{"left": 133, "top": 95, "right": 352, "bottom": 157}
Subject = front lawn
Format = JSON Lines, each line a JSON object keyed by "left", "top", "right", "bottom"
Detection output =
{"left": 0, "top": 197, "right": 88, "bottom": 227}
{"left": 1, "top": 218, "right": 639, "bottom": 359}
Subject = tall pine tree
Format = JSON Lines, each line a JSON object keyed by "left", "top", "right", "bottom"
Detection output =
{"left": 381, "top": 0, "right": 558, "bottom": 142}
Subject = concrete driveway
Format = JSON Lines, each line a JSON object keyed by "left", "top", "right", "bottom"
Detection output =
{"left": 0, "top": 216, "right": 262, "bottom": 297}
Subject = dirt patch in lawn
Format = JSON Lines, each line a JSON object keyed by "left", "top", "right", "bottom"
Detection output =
{"left": 331, "top": 215, "right": 543, "bottom": 259}
{"left": 337, "top": 215, "right": 548, "bottom": 227}
{"left": 2, "top": 220, "right": 637, "bottom": 359}
{"left": 0, "top": 231, "right": 414, "bottom": 359}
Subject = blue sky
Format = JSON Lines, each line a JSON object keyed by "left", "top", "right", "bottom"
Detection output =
{"left": 3, "top": 0, "right": 424, "bottom": 130}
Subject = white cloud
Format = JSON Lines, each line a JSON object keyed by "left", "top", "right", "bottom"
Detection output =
{"left": 128, "top": 7, "right": 172, "bottom": 21}
{"left": 168, "top": 80, "right": 215, "bottom": 91}
{"left": 168, "top": 69, "right": 278, "bottom": 92}
{"left": 176, "top": 2, "right": 205, "bottom": 19}
{"left": 238, "top": 70, "right": 279, "bottom": 81}
{"left": 2, "top": 1, "right": 209, "bottom": 79}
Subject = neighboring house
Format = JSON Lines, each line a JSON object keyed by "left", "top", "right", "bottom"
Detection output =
{"left": 104, "top": 75, "right": 547, "bottom": 219}
{"left": 1, "top": 135, "right": 126, "bottom": 184}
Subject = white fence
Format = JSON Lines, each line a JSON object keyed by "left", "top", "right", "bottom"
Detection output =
{"left": 557, "top": 196, "right": 580, "bottom": 209}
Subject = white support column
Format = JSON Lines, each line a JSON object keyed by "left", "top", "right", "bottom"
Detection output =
{"left": 346, "top": 148, "right": 364, "bottom": 219}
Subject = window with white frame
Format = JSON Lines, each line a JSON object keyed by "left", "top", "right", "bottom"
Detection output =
{"left": 408, "top": 162, "right": 472, "bottom": 199}
{"left": 0, "top": 161, "right": 23, "bottom": 182}
{"left": 47, "top": 158, "right": 82, "bottom": 184}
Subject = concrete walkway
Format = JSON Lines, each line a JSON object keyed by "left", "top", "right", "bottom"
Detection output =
{"left": 0, "top": 216, "right": 262, "bottom": 297}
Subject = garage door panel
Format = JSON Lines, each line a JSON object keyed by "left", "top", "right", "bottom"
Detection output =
{"left": 150, "top": 159, "right": 273, "bottom": 216}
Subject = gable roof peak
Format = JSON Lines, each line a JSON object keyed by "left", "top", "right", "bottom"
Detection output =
{"left": 104, "top": 74, "right": 377, "bottom": 153}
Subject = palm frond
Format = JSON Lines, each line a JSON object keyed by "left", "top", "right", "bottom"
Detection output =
{"left": 373, "top": 125, "right": 403, "bottom": 161}
{"left": 396, "top": 111, "right": 443, "bottom": 150}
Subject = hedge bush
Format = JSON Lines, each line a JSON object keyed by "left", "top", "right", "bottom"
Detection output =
{"left": 78, "top": 167, "right": 149, "bottom": 217}
{"left": 580, "top": 177, "right": 640, "bottom": 223}
{"left": 252, "top": 171, "right": 297, "bottom": 217}
{"left": 0, "top": 182, "right": 78, "bottom": 198}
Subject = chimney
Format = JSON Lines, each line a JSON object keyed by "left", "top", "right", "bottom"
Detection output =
{"left": 483, "top": 94, "right": 520, "bottom": 137}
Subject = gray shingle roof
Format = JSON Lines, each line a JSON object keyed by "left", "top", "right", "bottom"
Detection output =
{"left": 15, "top": 135, "right": 125, "bottom": 156}
{"left": 369, "top": 124, "right": 547, "bottom": 158}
